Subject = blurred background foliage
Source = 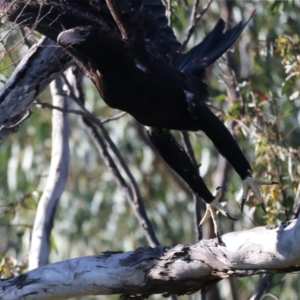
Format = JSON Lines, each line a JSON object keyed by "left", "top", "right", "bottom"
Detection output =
{"left": 1, "top": 0, "right": 300, "bottom": 299}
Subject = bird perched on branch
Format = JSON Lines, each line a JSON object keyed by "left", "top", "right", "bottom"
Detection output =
{"left": 1, "top": 0, "right": 278, "bottom": 244}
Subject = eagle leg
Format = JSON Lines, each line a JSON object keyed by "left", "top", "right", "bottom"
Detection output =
{"left": 187, "top": 102, "right": 279, "bottom": 216}
{"left": 146, "top": 127, "right": 237, "bottom": 245}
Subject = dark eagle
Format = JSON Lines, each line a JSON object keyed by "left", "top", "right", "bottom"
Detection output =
{"left": 1, "top": 0, "right": 277, "bottom": 244}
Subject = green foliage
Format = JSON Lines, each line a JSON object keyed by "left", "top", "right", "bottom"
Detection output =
{"left": 1, "top": 1, "right": 300, "bottom": 299}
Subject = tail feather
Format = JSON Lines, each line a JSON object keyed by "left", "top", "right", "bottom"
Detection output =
{"left": 178, "top": 17, "right": 251, "bottom": 74}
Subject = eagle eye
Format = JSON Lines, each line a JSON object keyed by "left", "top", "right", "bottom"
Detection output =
{"left": 78, "top": 29, "right": 89, "bottom": 37}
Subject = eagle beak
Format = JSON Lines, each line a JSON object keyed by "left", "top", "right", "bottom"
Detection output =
{"left": 57, "top": 30, "right": 85, "bottom": 46}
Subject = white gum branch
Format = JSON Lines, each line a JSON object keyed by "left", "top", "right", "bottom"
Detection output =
{"left": 28, "top": 75, "right": 70, "bottom": 270}
{"left": 1, "top": 218, "right": 300, "bottom": 299}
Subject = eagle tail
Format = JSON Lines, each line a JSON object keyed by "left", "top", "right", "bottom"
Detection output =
{"left": 178, "top": 16, "right": 252, "bottom": 76}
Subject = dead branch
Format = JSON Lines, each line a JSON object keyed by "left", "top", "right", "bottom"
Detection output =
{"left": 1, "top": 218, "right": 300, "bottom": 300}
{"left": 28, "top": 75, "right": 70, "bottom": 270}
{"left": 180, "top": 0, "right": 213, "bottom": 52}
{"left": 105, "top": 0, "right": 129, "bottom": 39}
{"left": 0, "top": 37, "right": 72, "bottom": 143}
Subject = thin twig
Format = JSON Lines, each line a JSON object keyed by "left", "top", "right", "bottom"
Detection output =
{"left": 102, "top": 111, "right": 127, "bottom": 124}
{"left": 35, "top": 99, "right": 127, "bottom": 124}
{"left": 105, "top": 0, "right": 129, "bottom": 39}
{"left": 34, "top": 99, "right": 88, "bottom": 116}
{"left": 180, "top": 0, "right": 213, "bottom": 52}
{"left": 0, "top": 223, "right": 32, "bottom": 228}
{"left": 0, "top": 21, "right": 34, "bottom": 66}
{"left": 261, "top": 293, "right": 279, "bottom": 300}
{"left": 180, "top": 131, "right": 197, "bottom": 167}
{"left": 19, "top": 27, "right": 33, "bottom": 48}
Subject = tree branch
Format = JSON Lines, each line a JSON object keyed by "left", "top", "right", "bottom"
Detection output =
{"left": 0, "top": 37, "right": 72, "bottom": 144}
{"left": 2, "top": 218, "right": 300, "bottom": 299}
{"left": 180, "top": 0, "right": 213, "bottom": 52}
{"left": 105, "top": 0, "right": 129, "bottom": 39}
{"left": 28, "top": 75, "right": 70, "bottom": 270}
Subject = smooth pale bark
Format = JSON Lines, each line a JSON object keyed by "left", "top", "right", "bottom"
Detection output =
{"left": 28, "top": 76, "right": 70, "bottom": 270}
{"left": 1, "top": 218, "right": 300, "bottom": 300}
{"left": 0, "top": 38, "right": 72, "bottom": 143}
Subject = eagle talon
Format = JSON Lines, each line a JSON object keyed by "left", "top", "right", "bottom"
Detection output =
{"left": 241, "top": 198, "right": 246, "bottom": 213}
{"left": 225, "top": 212, "right": 237, "bottom": 221}
{"left": 199, "top": 187, "right": 236, "bottom": 245}
{"left": 272, "top": 181, "right": 280, "bottom": 185}
{"left": 241, "top": 175, "right": 279, "bottom": 213}
{"left": 216, "top": 232, "right": 226, "bottom": 247}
